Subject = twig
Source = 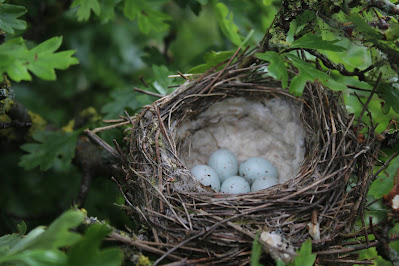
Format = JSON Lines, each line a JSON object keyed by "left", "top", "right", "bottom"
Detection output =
{"left": 358, "top": 73, "right": 382, "bottom": 125}
{"left": 153, "top": 230, "right": 207, "bottom": 265}
{"left": 199, "top": 47, "right": 241, "bottom": 94}
{"left": 134, "top": 87, "right": 163, "bottom": 98}
{"left": 0, "top": 120, "right": 31, "bottom": 129}
{"left": 84, "top": 129, "right": 120, "bottom": 159}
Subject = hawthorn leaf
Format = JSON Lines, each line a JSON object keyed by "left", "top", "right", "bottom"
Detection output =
{"left": 291, "top": 33, "right": 346, "bottom": 52}
{"left": 369, "top": 156, "right": 399, "bottom": 199}
{"left": 188, "top": 50, "right": 235, "bottom": 73}
{"left": 67, "top": 224, "right": 123, "bottom": 266}
{"left": 0, "top": 249, "right": 67, "bottom": 265}
{"left": 123, "top": 0, "right": 170, "bottom": 34}
{"left": 19, "top": 130, "right": 79, "bottom": 171}
{"left": 294, "top": 239, "right": 316, "bottom": 266}
{"left": 348, "top": 13, "right": 381, "bottom": 40}
{"left": 0, "top": 210, "right": 84, "bottom": 265}
{"left": 32, "top": 210, "right": 84, "bottom": 250}
{"left": 151, "top": 65, "right": 181, "bottom": 95}
{"left": 0, "top": 37, "right": 79, "bottom": 82}
{"left": 256, "top": 51, "right": 288, "bottom": 88}
{"left": 378, "top": 83, "right": 399, "bottom": 114}
{"left": 286, "top": 54, "right": 346, "bottom": 96}
{"left": 71, "top": 0, "right": 101, "bottom": 21}
{"left": 123, "top": 0, "right": 140, "bottom": 20}
{"left": 101, "top": 87, "right": 141, "bottom": 119}
{"left": 0, "top": 3, "right": 27, "bottom": 34}
{"left": 27, "top": 37, "right": 79, "bottom": 80}
{"left": 215, "top": 3, "right": 242, "bottom": 46}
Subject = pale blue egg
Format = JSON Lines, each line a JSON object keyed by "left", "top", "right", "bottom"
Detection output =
{"left": 251, "top": 176, "right": 279, "bottom": 192}
{"left": 221, "top": 176, "right": 250, "bottom": 194}
{"left": 208, "top": 149, "right": 238, "bottom": 182}
{"left": 239, "top": 157, "right": 279, "bottom": 184}
{"left": 191, "top": 165, "right": 220, "bottom": 191}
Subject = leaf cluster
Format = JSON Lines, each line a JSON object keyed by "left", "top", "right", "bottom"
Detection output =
{"left": 0, "top": 210, "right": 123, "bottom": 266}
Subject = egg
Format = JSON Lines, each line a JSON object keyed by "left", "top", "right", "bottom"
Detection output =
{"left": 191, "top": 165, "right": 221, "bottom": 191}
{"left": 220, "top": 176, "right": 250, "bottom": 194}
{"left": 251, "top": 176, "right": 279, "bottom": 192}
{"left": 208, "top": 149, "right": 239, "bottom": 182}
{"left": 239, "top": 157, "right": 279, "bottom": 184}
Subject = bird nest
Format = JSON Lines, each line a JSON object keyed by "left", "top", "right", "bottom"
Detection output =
{"left": 87, "top": 52, "right": 383, "bottom": 265}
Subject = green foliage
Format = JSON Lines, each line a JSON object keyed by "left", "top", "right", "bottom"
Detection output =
{"left": 101, "top": 87, "right": 145, "bottom": 119}
{"left": 292, "top": 239, "right": 316, "bottom": 266}
{"left": 19, "top": 130, "right": 79, "bottom": 171}
{"left": 0, "top": 36, "right": 79, "bottom": 82}
{"left": 188, "top": 50, "right": 235, "bottom": 73}
{"left": 0, "top": 210, "right": 122, "bottom": 266}
{"left": 290, "top": 33, "right": 346, "bottom": 52}
{"left": 1, "top": 0, "right": 399, "bottom": 264}
{"left": 0, "top": 1, "right": 26, "bottom": 34}
{"left": 123, "top": 0, "right": 170, "bottom": 34}
{"left": 369, "top": 155, "right": 399, "bottom": 199}
{"left": 67, "top": 224, "right": 123, "bottom": 266}
{"left": 378, "top": 83, "right": 399, "bottom": 114}
{"left": 250, "top": 232, "right": 262, "bottom": 266}
{"left": 71, "top": 0, "right": 101, "bottom": 21}
{"left": 214, "top": 2, "right": 242, "bottom": 46}
{"left": 348, "top": 13, "right": 382, "bottom": 41}
{"left": 286, "top": 54, "right": 347, "bottom": 96}
{"left": 0, "top": 210, "right": 84, "bottom": 265}
{"left": 256, "top": 51, "right": 288, "bottom": 88}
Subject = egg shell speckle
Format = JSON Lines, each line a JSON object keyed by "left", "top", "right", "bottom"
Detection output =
{"left": 208, "top": 149, "right": 238, "bottom": 182}
{"left": 220, "top": 176, "right": 250, "bottom": 194}
{"left": 191, "top": 165, "right": 221, "bottom": 191}
{"left": 239, "top": 157, "right": 279, "bottom": 184}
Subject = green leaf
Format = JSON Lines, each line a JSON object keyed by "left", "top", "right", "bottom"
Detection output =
{"left": 286, "top": 54, "right": 347, "bottom": 96}
{"left": 71, "top": 0, "right": 101, "bottom": 21}
{"left": 28, "top": 37, "right": 80, "bottom": 80}
{"left": 101, "top": 87, "right": 141, "bottom": 119}
{"left": 175, "top": 0, "right": 202, "bottom": 16}
{"left": 291, "top": 33, "right": 346, "bottom": 52}
{"left": 0, "top": 210, "right": 84, "bottom": 265}
{"left": 348, "top": 13, "right": 382, "bottom": 40}
{"left": 33, "top": 210, "right": 85, "bottom": 250}
{"left": 378, "top": 83, "right": 399, "bottom": 114}
{"left": 294, "top": 239, "right": 316, "bottom": 266}
{"left": 369, "top": 156, "right": 399, "bottom": 199}
{"left": 250, "top": 232, "right": 263, "bottom": 266}
{"left": 256, "top": 51, "right": 288, "bottom": 88}
{"left": 67, "top": 224, "right": 123, "bottom": 266}
{"left": 123, "top": 0, "right": 170, "bottom": 34}
{"left": 214, "top": 3, "right": 242, "bottom": 46}
{"left": 385, "top": 21, "right": 399, "bottom": 41}
{"left": 0, "top": 3, "right": 27, "bottom": 34}
{"left": 0, "top": 37, "right": 79, "bottom": 82}
{"left": 151, "top": 65, "right": 181, "bottom": 95}
{"left": 0, "top": 249, "right": 67, "bottom": 265}
{"left": 187, "top": 50, "right": 235, "bottom": 73}
{"left": 19, "top": 130, "right": 79, "bottom": 171}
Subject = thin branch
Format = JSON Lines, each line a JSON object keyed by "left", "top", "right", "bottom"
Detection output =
{"left": 0, "top": 120, "right": 31, "bottom": 129}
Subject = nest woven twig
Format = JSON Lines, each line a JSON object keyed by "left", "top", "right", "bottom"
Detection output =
{"left": 87, "top": 52, "right": 383, "bottom": 264}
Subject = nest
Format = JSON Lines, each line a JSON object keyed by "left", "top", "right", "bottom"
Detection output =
{"left": 87, "top": 52, "right": 382, "bottom": 265}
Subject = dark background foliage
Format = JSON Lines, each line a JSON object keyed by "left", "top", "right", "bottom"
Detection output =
{"left": 1, "top": 0, "right": 399, "bottom": 264}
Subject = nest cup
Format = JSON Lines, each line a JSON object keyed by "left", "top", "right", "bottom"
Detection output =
{"left": 111, "top": 57, "right": 378, "bottom": 264}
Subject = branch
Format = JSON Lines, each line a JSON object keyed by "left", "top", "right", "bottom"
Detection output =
{"left": 367, "top": 0, "right": 399, "bottom": 15}
{"left": 0, "top": 120, "right": 31, "bottom": 129}
{"left": 305, "top": 49, "right": 382, "bottom": 81}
